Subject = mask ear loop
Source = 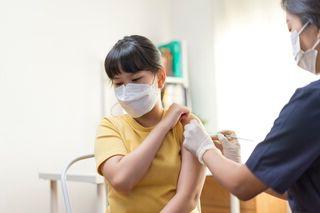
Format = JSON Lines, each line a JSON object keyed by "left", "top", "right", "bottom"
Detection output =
{"left": 298, "top": 21, "right": 310, "bottom": 35}
{"left": 151, "top": 74, "right": 157, "bottom": 85}
{"left": 312, "top": 37, "right": 320, "bottom": 50}
{"left": 151, "top": 73, "right": 164, "bottom": 109}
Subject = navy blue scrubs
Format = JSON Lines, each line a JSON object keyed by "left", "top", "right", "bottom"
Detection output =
{"left": 246, "top": 79, "right": 320, "bottom": 212}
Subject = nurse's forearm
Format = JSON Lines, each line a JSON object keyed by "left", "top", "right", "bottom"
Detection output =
{"left": 102, "top": 120, "right": 171, "bottom": 193}
{"left": 203, "top": 149, "right": 267, "bottom": 201}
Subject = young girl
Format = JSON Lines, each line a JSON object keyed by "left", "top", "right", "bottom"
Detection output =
{"left": 95, "top": 35, "right": 206, "bottom": 213}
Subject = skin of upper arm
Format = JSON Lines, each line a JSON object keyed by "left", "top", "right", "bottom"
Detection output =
{"left": 179, "top": 115, "right": 206, "bottom": 200}
{"left": 177, "top": 146, "right": 206, "bottom": 205}
{"left": 178, "top": 114, "right": 207, "bottom": 201}
{"left": 161, "top": 146, "right": 206, "bottom": 213}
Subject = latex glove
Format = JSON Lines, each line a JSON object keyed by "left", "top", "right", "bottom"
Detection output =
{"left": 183, "top": 119, "right": 220, "bottom": 164}
{"left": 217, "top": 131, "right": 241, "bottom": 163}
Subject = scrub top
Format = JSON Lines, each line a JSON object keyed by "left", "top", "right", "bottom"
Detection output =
{"left": 246, "top": 79, "right": 320, "bottom": 212}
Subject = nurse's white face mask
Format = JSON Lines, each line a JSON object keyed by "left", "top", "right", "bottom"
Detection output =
{"left": 114, "top": 76, "right": 160, "bottom": 118}
{"left": 291, "top": 21, "right": 320, "bottom": 74}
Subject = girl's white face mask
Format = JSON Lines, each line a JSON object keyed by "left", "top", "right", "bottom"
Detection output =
{"left": 114, "top": 77, "right": 160, "bottom": 118}
{"left": 291, "top": 22, "right": 320, "bottom": 74}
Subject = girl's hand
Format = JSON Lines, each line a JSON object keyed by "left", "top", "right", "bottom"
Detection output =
{"left": 162, "top": 103, "right": 190, "bottom": 129}
{"left": 180, "top": 113, "right": 197, "bottom": 126}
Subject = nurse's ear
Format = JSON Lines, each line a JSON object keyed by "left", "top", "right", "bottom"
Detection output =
{"left": 156, "top": 67, "right": 166, "bottom": 89}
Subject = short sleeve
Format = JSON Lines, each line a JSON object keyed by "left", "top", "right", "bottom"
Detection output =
{"left": 246, "top": 87, "right": 320, "bottom": 194}
{"left": 175, "top": 113, "right": 202, "bottom": 144}
{"left": 95, "top": 117, "right": 128, "bottom": 175}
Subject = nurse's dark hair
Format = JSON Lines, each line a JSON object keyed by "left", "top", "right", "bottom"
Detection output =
{"left": 104, "top": 35, "right": 162, "bottom": 80}
{"left": 281, "top": 0, "right": 320, "bottom": 28}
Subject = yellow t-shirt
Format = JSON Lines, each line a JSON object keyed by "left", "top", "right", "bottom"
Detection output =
{"left": 95, "top": 111, "right": 200, "bottom": 213}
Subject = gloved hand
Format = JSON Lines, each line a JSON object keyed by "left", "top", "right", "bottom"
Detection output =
{"left": 183, "top": 119, "right": 220, "bottom": 164}
{"left": 217, "top": 130, "right": 241, "bottom": 163}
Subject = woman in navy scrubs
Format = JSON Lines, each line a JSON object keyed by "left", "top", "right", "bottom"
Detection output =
{"left": 183, "top": 0, "right": 320, "bottom": 212}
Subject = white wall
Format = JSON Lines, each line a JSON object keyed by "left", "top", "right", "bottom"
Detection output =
{"left": 212, "top": 0, "right": 319, "bottom": 160}
{"left": 170, "top": 0, "right": 217, "bottom": 132}
{"left": 0, "top": 0, "right": 172, "bottom": 212}
{"left": 169, "top": 0, "right": 319, "bottom": 162}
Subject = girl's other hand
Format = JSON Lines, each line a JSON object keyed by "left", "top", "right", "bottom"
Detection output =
{"left": 180, "top": 113, "right": 197, "bottom": 126}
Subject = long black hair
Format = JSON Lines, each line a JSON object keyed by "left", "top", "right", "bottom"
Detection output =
{"left": 281, "top": 0, "right": 320, "bottom": 28}
{"left": 104, "top": 35, "right": 162, "bottom": 80}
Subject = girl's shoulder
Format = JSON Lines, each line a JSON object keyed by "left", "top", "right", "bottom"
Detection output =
{"left": 99, "top": 114, "right": 131, "bottom": 130}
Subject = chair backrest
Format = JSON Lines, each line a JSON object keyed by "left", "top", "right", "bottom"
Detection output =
{"left": 61, "top": 154, "right": 95, "bottom": 213}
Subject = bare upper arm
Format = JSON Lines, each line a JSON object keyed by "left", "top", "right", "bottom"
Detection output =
{"left": 178, "top": 114, "right": 206, "bottom": 197}
{"left": 176, "top": 146, "right": 206, "bottom": 198}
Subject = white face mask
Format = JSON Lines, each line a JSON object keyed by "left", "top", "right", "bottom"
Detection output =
{"left": 291, "top": 22, "right": 320, "bottom": 74}
{"left": 114, "top": 77, "right": 160, "bottom": 118}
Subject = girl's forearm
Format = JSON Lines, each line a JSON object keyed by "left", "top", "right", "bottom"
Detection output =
{"left": 110, "top": 120, "right": 171, "bottom": 190}
{"left": 161, "top": 194, "right": 197, "bottom": 213}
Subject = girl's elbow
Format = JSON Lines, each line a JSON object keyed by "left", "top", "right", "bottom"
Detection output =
{"left": 186, "top": 197, "right": 198, "bottom": 210}
{"left": 181, "top": 192, "right": 200, "bottom": 210}
{"left": 189, "top": 199, "right": 198, "bottom": 210}
{"left": 108, "top": 174, "right": 134, "bottom": 194}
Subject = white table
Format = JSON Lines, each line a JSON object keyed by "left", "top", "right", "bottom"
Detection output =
{"left": 39, "top": 172, "right": 106, "bottom": 213}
